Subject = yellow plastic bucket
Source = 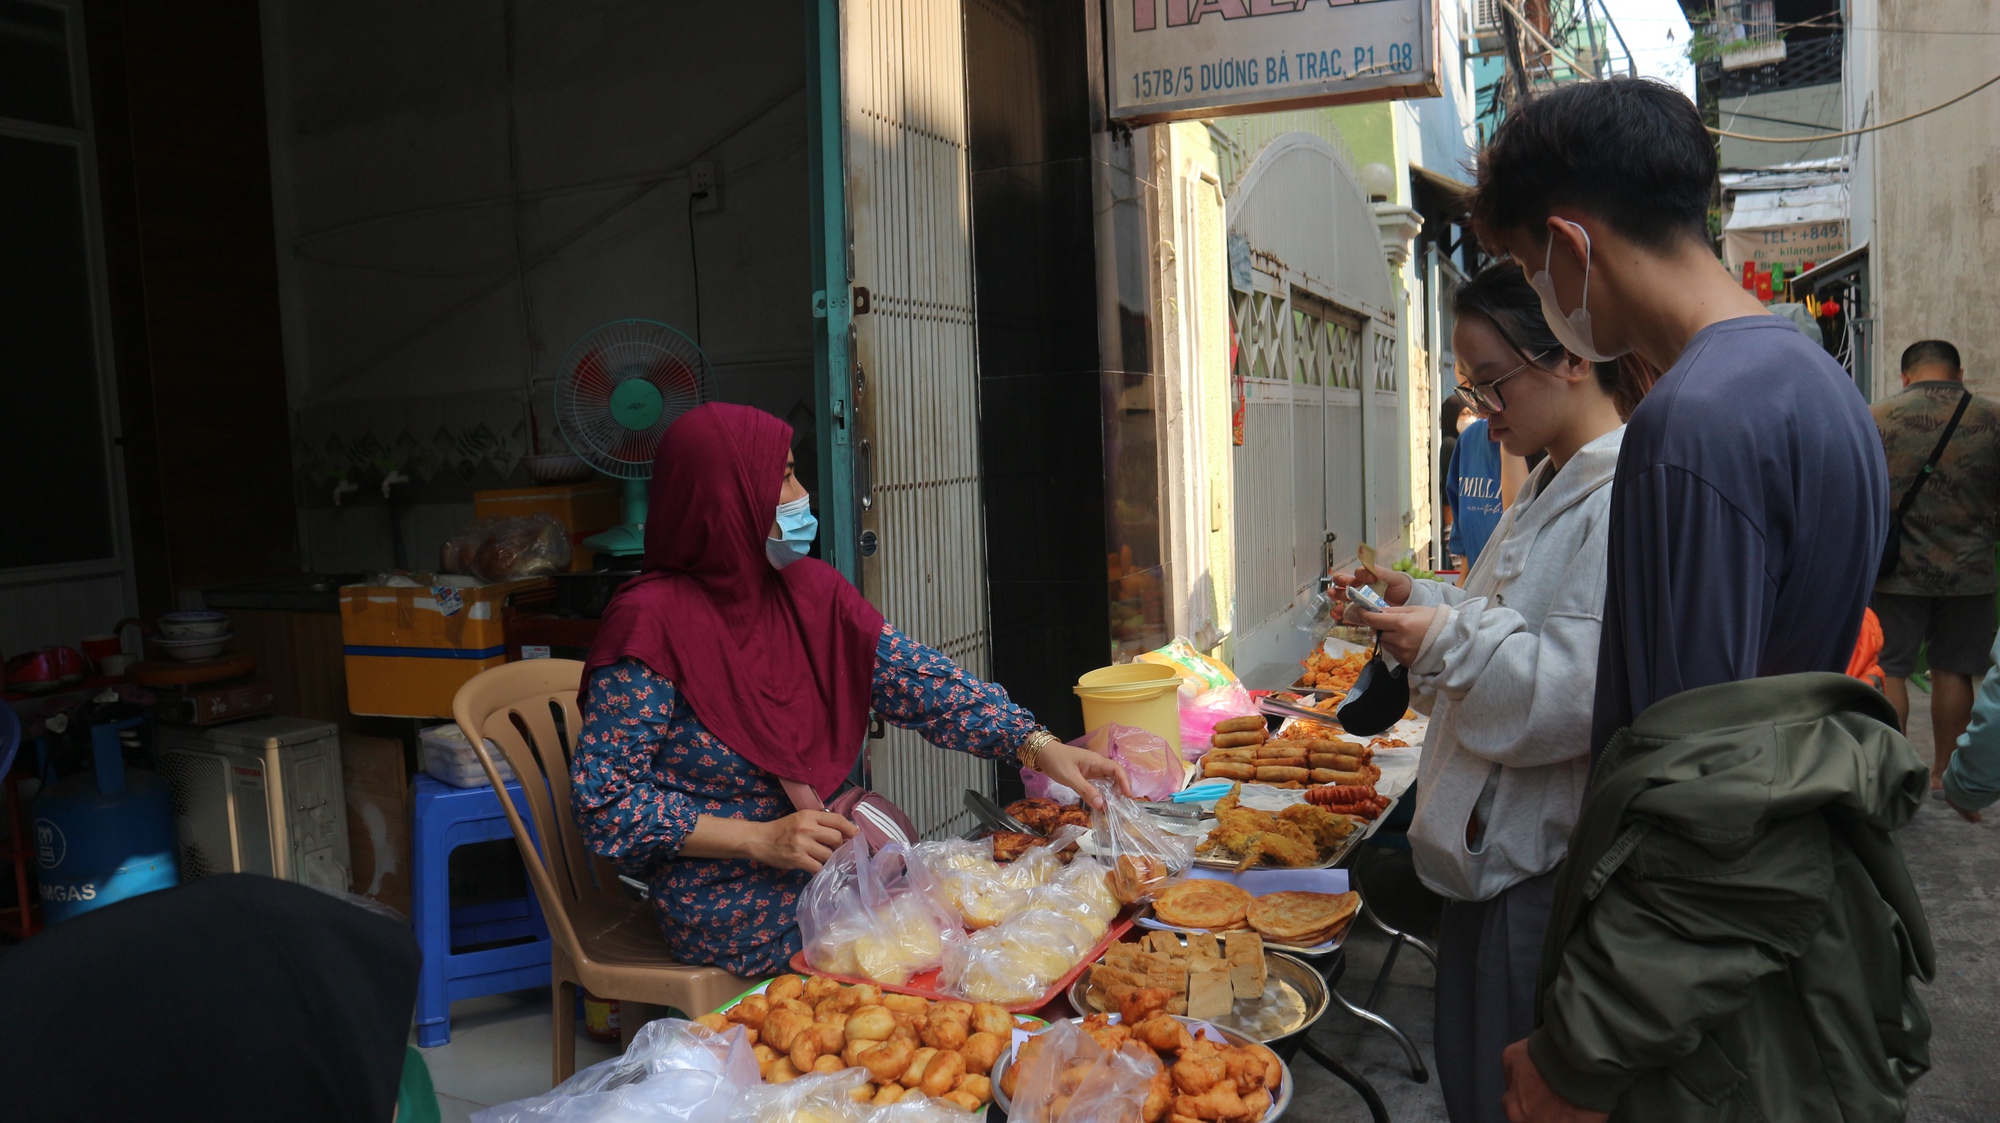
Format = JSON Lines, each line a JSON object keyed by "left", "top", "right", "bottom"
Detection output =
{"left": 1073, "top": 663, "right": 1183, "bottom": 756}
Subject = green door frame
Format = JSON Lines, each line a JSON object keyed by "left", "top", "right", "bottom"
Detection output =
{"left": 806, "top": 0, "right": 858, "bottom": 582}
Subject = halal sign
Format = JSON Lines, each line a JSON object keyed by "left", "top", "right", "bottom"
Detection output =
{"left": 1109, "top": 0, "right": 1441, "bottom": 124}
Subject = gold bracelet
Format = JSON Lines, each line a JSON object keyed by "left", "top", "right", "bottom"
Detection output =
{"left": 1018, "top": 729, "right": 1057, "bottom": 771}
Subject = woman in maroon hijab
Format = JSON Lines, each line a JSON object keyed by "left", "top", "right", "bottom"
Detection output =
{"left": 572, "top": 403, "right": 1124, "bottom": 975}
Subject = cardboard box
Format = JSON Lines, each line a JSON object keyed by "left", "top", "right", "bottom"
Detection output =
{"left": 342, "top": 732, "right": 411, "bottom": 916}
{"left": 473, "top": 482, "right": 621, "bottom": 572}
{"left": 340, "top": 578, "right": 553, "bottom": 718}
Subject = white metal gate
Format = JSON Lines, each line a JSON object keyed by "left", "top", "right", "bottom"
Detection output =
{"left": 1226, "top": 134, "right": 1399, "bottom": 667}
{"left": 843, "top": 0, "right": 992, "bottom": 838}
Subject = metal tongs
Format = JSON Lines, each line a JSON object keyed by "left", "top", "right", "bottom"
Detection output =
{"left": 963, "top": 789, "right": 1041, "bottom": 837}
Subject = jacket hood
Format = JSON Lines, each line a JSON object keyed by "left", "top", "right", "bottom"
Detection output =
{"left": 1611, "top": 673, "right": 1928, "bottom": 845}
{"left": 1473, "top": 426, "right": 1622, "bottom": 590}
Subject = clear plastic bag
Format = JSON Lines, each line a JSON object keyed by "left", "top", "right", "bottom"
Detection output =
{"left": 440, "top": 514, "right": 572, "bottom": 582}
{"left": 907, "top": 835, "right": 1069, "bottom": 932}
{"left": 1006, "top": 1018, "right": 1166, "bottom": 1123}
{"left": 939, "top": 852, "right": 1117, "bottom": 1006}
{"left": 1092, "top": 781, "right": 1196, "bottom": 905}
{"left": 472, "top": 1019, "right": 757, "bottom": 1123}
{"left": 1024, "top": 722, "right": 1182, "bottom": 803}
{"left": 725, "top": 1068, "right": 869, "bottom": 1123}
{"left": 799, "top": 834, "right": 963, "bottom": 985}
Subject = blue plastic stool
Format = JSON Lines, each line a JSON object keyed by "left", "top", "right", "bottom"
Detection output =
{"left": 411, "top": 772, "right": 553, "bottom": 1047}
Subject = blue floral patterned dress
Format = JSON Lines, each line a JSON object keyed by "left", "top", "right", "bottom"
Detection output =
{"left": 571, "top": 622, "right": 1039, "bottom": 976}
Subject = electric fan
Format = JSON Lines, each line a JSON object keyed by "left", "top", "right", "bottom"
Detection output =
{"left": 554, "top": 319, "right": 718, "bottom": 556}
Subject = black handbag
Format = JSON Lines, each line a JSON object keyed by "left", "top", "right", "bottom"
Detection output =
{"left": 1879, "top": 390, "right": 1972, "bottom": 580}
{"left": 1335, "top": 639, "right": 1410, "bottom": 737}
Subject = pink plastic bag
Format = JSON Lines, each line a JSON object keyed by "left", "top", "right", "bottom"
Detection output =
{"left": 1179, "top": 682, "right": 1257, "bottom": 763}
{"left": 1023, "top": 722, "right": 1181, "bottom": 803}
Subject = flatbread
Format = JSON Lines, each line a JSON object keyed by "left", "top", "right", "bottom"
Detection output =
{"left": 1151, "top": 880, "right": 1254, "bottom": 931}
{"left": 1247, "top": 890, "right": 1361, "bottom": 944}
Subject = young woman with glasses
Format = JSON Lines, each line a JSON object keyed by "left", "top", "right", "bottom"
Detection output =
{"left": 1334, "top": 261, "right": 1647, "bottom": 1123}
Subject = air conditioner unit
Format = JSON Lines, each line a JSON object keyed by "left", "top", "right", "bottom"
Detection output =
{"left": 154, "top": 717, "right": 352, "bottom": 892}
{"left": 1466, "top": 0, "right": 1508, "bottom": 58}
{"left": 1473, "top": 0, "right": 1502, "bottom": 32}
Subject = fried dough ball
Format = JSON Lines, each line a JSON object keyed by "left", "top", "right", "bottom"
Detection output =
{"left": 812, "top": 1054, "right": 844, "bottom": 1075}
{"left": 845, "top": 1004, "right": 896, "bottom": 1043}
{"left": 848, "top": 983, "right": 884, "bottom": 1007}
{"left": 862, "top": 1035, "right": 916, "bottom": 1083}
{"left": 920, "top": 1049, "right": 967, "bottom": 1098}
{"left": 941, "top": 1090, "right": 982, "bottom": 1112}
{"left": 725, "top": 995, "right": 769, "bottom": 1031}
{"left": 1143, "top": 1069, "right": 1173, "bottom": 1122}
{"left": 848, "top": 1083, "right": 877, "bottom": 1104}
{"left": 1222, "top": 1042, "right": 1283, "bottom": 1091}
{"left": 954, "top": 1073, "right": 992, "bottom": 1102}
{"left": 1172, "top": 1044, "right": 1227, "bottom": 1096}
{"left": 882, "top": 992, "right": 929, "bottom": 1016}
{"left": 803, "top": 975, "right": 842, "bottom": 1004}
{"left": 694, "top": 1012, "right": 730, "bottom": 1034}
{"left": 811, "top": 1019, "right": 846, "bottom": 1054}
{"left": 760, "top": 1008, "right": 809, "bottom": 1053}
{"left": 921, "top": 1013, "right": 969, "bottom": 1051}
{"left": 767, "top": 974, "right": 806, "bottom": 1004}
{"left": 752, "top": 1044, "right": 779, "bottom": 1078}
{"left": 1135, "top": 1014, "right": 1195, "bottom": 1055}
{"left": 872, "top": 1083, "right": 908, "bottom": 1106}
{"left": 841, "top": 1039, "right": 875, "bottom": 1068}
{"left": 959, "top": 1031, "right": 1005, "bottom": 1073}
{"left": 1242, "top": 1086, "right": 1274, "bottom": 1119}
{"left": 969, "top": 1002, "right": 1014, "bottom": 1038}
{"left": 932, "top": 1000, "right": 974, "bottom": 1022}
{"left": 899, "top": 1046, "right": 938, "bottom": 1088}
{"left": 1119, "top": 986, "right": 1176, "bottom": 1026}
{"left": 788, "top": 1027, "right": 823, "bottom": 1071}
{"left": 1174, "top": 1078, "right": 1247, "bottom": 1121}
{"left": 766, "top": 1058, "right": 801, "bottom": 1085}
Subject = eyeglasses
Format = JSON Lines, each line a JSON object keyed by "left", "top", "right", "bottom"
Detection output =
{"left": 1456, "top": 348, "right": 1559, "bottom": 415}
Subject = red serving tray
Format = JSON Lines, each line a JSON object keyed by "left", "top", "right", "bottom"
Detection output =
{"left": 789, "top": 911, "right": 1137, "bottom": 1014}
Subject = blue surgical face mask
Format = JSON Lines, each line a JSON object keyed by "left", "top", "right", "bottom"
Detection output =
{"left": 766, "top": 494, "right": 817, "bottom": 569}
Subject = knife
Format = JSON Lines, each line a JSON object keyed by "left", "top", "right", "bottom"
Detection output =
{"left": 963, "top": 789, "right": 1042, "bottom": 837}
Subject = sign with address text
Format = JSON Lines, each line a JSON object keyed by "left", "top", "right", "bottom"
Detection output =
{"left": 1109, "top": 0, "right": 1440, "bottom": 123}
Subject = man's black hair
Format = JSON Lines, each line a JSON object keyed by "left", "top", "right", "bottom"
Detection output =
{"left": 1441, "top": 392, "right": 1470, "bottom": 436}
{"left": 1901, "top": 339, "right": 1961, "bottom": 372}
{"left": 1470, "top": 78, "right": 1713, "bottom": 251}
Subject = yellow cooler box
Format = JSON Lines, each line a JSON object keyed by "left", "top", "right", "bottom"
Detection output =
{"left": 473, "top": 482, "right": 620, "bottom": 571}
{"left": 341, "top": 578, "right": 553, "bottom": 717}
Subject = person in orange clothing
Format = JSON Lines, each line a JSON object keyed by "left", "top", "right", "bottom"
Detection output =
{"left": 1847, "top": 607, "right": 1886, "bottom": 693}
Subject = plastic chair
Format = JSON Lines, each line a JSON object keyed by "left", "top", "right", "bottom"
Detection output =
{"left": 452, "top": 659, "right": 755, "bottom": 1083}
{"left": 410, "top": 772, "right": 554, "bottom": 1046}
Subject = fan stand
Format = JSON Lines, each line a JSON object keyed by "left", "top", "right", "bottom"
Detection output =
{"left": 582, "top": 476, "right": 649, "bottom": 556}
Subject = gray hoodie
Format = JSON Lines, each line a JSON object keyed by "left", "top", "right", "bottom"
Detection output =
{"left": 1399, "top": 426, "right": 1623, "bottom": 902}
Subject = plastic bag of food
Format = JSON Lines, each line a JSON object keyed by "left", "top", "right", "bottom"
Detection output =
{"left": 1024, "top": 722, "right": 1181, "bottom": 804}
{"left": 1092, "top": 781, "right": 1196, "bottom": 905}
{"left": 799, "top": 834, "right": 963, "bottom": 986}
{"left": 1136, "top": 636, "right": 1239, "bottom": 695}
{"left": 1005, "top": 1018, "right": 1166, "bottom": 1123}
{"left": 725, "top": 1068, "right": 869, "bottom": 1123}
{"left": 938, "top": 851, "right": 1116, "bottom": 1006}
{"left": 440, "top": 514, "right": 572, "bottom": 582}
{"left": 1179, "top": 683, "right": 1259, "bottom": 763}
{"left": 473, "top": 1019, "right": 756, "bottom": 1122}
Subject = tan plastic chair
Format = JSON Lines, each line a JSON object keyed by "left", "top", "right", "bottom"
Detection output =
{"left": 452, "top": 659, "right": 756, "bottom": 1082}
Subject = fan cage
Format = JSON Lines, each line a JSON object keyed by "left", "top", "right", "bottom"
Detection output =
{"left": 554, "top": 319, "right": 717, "bottom": 479}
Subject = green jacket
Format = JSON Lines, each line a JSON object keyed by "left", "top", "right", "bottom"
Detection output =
{"left": 1527, "top": 673, "right": 1935, "bottom": 1122}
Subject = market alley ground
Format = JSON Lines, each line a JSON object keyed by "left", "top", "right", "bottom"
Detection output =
{"left": 1305, "top": 682, "right": 2000, "bottom": 1122}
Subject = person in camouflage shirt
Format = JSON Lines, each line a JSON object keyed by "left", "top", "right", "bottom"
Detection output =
{"left": 1872, "top": 339, "right": 2000, "bottom": 788}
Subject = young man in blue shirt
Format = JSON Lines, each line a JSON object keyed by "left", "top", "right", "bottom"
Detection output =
{"left": 1467, "top": 79, "right": 1891, "bottom": 1123}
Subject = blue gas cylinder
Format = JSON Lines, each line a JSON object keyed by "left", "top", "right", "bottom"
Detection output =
{"left": 33, "top": 768, "right": 180, "bottom": 924}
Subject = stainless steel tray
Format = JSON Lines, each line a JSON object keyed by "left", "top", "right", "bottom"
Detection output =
{"left": 992, "top": 1015, "right": 1294, "bottom": 1119}
{"left": 1068, "top": 949, "right": 1330, "bottom": 1042}
{"left": 1189, "top": 792, "right": 1397, "bottom": 871}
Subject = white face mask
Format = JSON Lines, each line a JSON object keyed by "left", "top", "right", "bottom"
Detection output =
{"left": 1529, "top": 219, "right": 1628, "bottom": 363}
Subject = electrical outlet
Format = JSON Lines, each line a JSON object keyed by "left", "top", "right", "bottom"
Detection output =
{"left": 689, "top": 161, "right": 720, "bottom": 212}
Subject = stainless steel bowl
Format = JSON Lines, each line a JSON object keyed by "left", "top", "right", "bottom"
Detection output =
{"left": 1067, "top": 949, "right": 1330, "bottom": 1043}
{"left": 992, "top": 1014, "right": 1294, "bottom": 1119}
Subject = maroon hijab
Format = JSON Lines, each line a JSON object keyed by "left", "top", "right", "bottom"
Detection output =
{"left": 586, "top": 404, "right": 884, "bottom": 799}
